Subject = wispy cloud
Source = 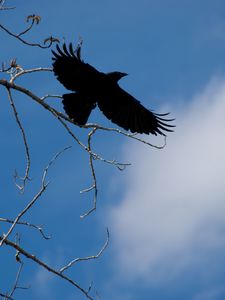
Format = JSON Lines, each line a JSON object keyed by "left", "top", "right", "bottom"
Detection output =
{"left": 108, "top": 76, "right": 225, "bottom": 284}
{"left": 33, "top": 268, "right": 54, "bottom": 298}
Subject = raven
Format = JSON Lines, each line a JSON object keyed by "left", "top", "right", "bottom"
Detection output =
{"left": 52, "top": 43, "right": 174, "bottom": 135}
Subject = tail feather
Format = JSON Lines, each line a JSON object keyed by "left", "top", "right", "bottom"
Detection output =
{"left": 62, "top": 93, "right": 96, "bottom": 125}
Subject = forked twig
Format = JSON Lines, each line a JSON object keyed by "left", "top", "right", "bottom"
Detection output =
{"left": 0, "top": 146, "right": 71, "bottom": 247}
{"left": 0, "top": 236, "right": 96, "bottom": 300}
{"left": 0, "top": 13, "right": 59, "bottom": 48}
{"left": 9, "top": 67, "right": 52, "bottom": 83}
{"left": 8, "top": 262, "right": 29, "bottom": 298}
{"left": 0, "top": 218, "right": 51, "bottom": 240}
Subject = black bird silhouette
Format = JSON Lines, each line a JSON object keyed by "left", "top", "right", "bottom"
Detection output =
{"left": 52, "top": 43, "right": 174, "bottom": 135}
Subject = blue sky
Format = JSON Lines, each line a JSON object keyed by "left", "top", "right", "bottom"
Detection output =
{"left": 1, "top": 1, "right": 225, "bottom": 300}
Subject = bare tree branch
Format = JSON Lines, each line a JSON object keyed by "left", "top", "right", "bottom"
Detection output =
{"left": 60, "top": 228, "right": 110, "bottom": 273}
{"left": 0, "top": 146, "right": 71, "bottom": 247}
{"left": 0, "top": 236, "right": 96, "bottom": 300}
{"left": 40, "top": 94, "right": 63, "bottom": 101}
{"left": 80, "top": 128, "right": 98, "bottom": 218}
{"left": 0, "top": 15, "right": 59, "bottom": 48}
{"left": 0, "top": 177, "right": 49, "bottom": 247}
{"left": 0, "top": 218, "right": 51, "bottom": 240}
{"left": 8, "top": 262, "right": 29, "bottom": 299}
{"left": 6, "top": 87, "right": 31, "bottom": 191}
{"left": 9, "top": 67, "right": 52, "bottom": 83}
{"left": 18, "top": 15, "right": 41, "bottom": 36}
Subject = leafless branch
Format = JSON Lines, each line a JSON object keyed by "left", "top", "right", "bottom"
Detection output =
{"left": 60, "top": 228, "right": 109, "bottom": 273}
{"left": 80, "top": 128, "right": 98, "bottom": 218}
{"left": 0, "top": 14, "right": 59, "bottom": 48}
{"left": 6, "top": 87, "right": 31, "bottom": 192}
{"left": 0, "top": 78, "right": 71, "bottom": 120}
{"left": 0, "top": 179, "right": 49, "bottom": 247}
{"left": 9, "top": 67, "right": 52, "bottom": 83}
{"left": 0, "top": 0, "right": 15, "bottom": 10}
{"left": 18, "top": 15, "right": 40, "bottom": 36}
{"left": 0, "top": 236, "right": 96, "bottom": 300}
{"left": 79, "top": 127, "right": 131, "bottom": 218}
{"left": 0, "top": 256, "right": 28, "bottom": 300}
{"left": 8, "top": 262, "right": 29, "bottom": 299}
{"left": 41, "top": 146, "right": 71, "bottom": 186}
{"left": 0, "top": 146, "right": 71, "bottom": 247}
{"left": 84, "top": 124, "right": 167, "bottom": 149}
{"left": 0, "top": 218, "right": 51, "bottom": 240}
{"left": 40, "top": 94, "right": 63, "bottom": 101}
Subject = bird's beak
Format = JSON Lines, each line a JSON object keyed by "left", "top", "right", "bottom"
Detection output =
{"left": 121, "top": 72, "right": 128, "bottom": 77}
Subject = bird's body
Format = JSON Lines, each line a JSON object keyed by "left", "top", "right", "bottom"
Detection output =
{"left": 52, "top": 43, "right": 174, "bottom": 135}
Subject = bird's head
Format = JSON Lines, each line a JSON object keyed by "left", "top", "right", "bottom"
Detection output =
{"left": 107, "top": 71, "right": 128, "bottom": 82}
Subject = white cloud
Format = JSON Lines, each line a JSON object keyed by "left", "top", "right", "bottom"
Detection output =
{"left": 108, "top": 76, "right": 225, "bottom": 283}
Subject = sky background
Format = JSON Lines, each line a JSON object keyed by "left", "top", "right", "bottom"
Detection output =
{"left": 1, "top": 0, "right": 225, "bottom": 300}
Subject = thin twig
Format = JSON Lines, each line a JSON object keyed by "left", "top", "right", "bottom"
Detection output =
{"left": 0, "top": 23, "right": 58, "bottom": 48}
{"left": 9, "top": 67, "right": 52, "bottom": 83}
{"left": 0, "top": 218, "right": 51, "bottom": 240}
{"left": 0, "top": 6, "right": 15, "bottom": 10}
{"left": 41, "top": 146, "right": 71, "bottom": 186}
{"left": 18, "top": 16, "right": 38, "bottom": 37}
{"left": 40, "top": 94, "right": 63, "bottom": 101}
{"left": 0, "top": 181, "right": 49, "bottom": 247}
{"left": 0, "top": 236, "right": 95, "bottom": 300}
{"left": 8, "top": 262, "right": 29, "bottom": 298}
{"left": 80, "top": 128, "right": 98, "bottom": 218}
{"left": 84, "top": 124, "right": 167, "bottom": 149}
{"left": 6, "top": 87, "right": 31, "bottom": 192}
{"left": 60, "top": 228, "right": 109, "bottom": 273}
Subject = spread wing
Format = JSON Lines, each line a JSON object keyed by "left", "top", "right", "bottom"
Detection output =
{"left": 52, "top": 42, "right": 175, "bottom": 135}
{"left": 98, "top": 87, "right": 175, "bottom": 135}
{"left": 52, "top": 43, "right": 101, "bottom": 92}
